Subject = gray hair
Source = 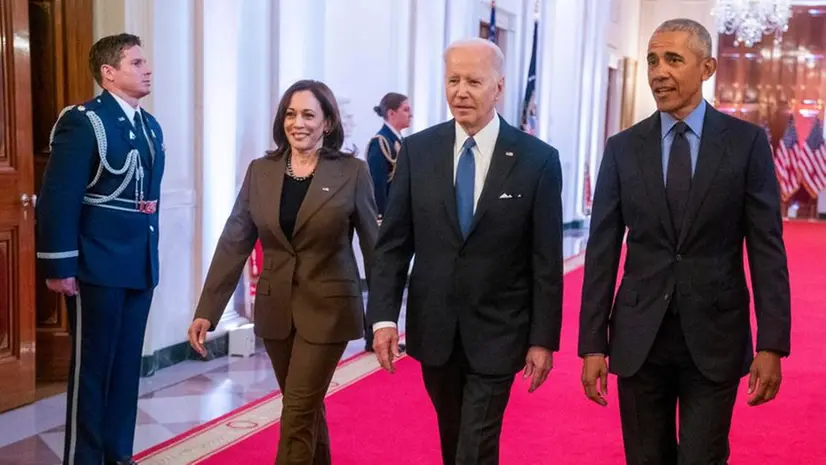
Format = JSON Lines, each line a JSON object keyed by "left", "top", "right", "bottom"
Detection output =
{"left": 443, "top": 37, "right": 505, "bottom": 77}
{"left": 653, "top": 18, "right": 713, "bottom": 58}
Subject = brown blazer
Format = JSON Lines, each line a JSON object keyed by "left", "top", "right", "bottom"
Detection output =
{"left": 193, "top": 153, "right": 378, "bottom": 343}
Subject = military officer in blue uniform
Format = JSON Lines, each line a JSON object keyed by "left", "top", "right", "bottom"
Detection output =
{"left": 366, "top": 93, "right": 412, "bottom": 218}
{"left": 364, "top": 93, "right": 411, "bottom": 352}
{"left": 35, "top": 33, "right": 165, "bottom": 465}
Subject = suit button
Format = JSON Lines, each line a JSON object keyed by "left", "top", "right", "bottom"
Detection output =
{"left": 149, "top": 225, "right": 155, "bottom": 232}
{"left": 676, "top": 254, "right": 682, "bottom": 261}
{"left": 664, "top": 293, "right": 670, "bottom": 301}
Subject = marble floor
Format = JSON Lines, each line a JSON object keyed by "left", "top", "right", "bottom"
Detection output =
{"left": 0, "top": 232, "right": 588, "bottom": 465}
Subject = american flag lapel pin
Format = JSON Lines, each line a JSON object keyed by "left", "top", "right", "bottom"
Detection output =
{"left": 505, "top": 151, "right": 514, "bottom": 157}
{"left": 322, "top": 187, "right": 330, "bottom": 192}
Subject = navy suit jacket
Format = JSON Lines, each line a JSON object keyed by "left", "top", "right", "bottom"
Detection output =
{"left": 36, "top": 90, "right": 166, "bottom": 290}
{"left": 367, "top": 117, "right": 564, "bottom": 375}
{"left": 578, "top": 104, "right": 791, "bottom": 383}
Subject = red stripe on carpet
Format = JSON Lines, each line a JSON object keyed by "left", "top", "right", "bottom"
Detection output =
{"left": 165, "top": 222, "right": 825, "bottom": 464}
{"left": 134, "top": 345, "right": 385, "bottom": 461}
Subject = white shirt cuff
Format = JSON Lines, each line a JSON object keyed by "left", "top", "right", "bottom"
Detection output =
{"left": 372, "top": 321, "right": 397, "bottom": 332}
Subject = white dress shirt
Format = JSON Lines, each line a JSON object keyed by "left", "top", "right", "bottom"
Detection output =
{"left": 110, "top": 91, "right": 143, "bottom": 127}
{"left": 111, "top": 91, "right": 154, "bottom": 164}
{"left": 372, "top": 114, "right": 501, "bottom": 333}
{"left": 453, "top": 114, "right": 499, "bottom": 212}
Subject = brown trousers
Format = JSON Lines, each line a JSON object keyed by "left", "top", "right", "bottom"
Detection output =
{"left": 264, "top": 331, "right": 347, "bottom": 465}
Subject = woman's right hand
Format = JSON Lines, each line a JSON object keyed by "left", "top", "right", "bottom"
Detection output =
{"left": 188, "top": 318, "right": 212, "bottom": 357}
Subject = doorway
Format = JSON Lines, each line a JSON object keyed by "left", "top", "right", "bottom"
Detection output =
{"left": 0, "top": 0, "right": 94, "bottom": 414}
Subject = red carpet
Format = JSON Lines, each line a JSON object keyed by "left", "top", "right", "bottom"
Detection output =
{"left": 150, "top": 221, "right": 825, "bottom": 464}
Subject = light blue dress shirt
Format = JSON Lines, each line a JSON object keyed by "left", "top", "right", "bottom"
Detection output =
{"left": 660, "top": 99, "right": 707, "bottom": 184}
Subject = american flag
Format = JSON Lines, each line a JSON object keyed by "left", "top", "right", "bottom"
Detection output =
{"left": 520, "top": 20, "right": 538, "bottom": 135}
{"left": 488, "top": 2, "right": 497, "bottom": 43}
{"left": 775, "top": 115, "right": 801, "bottom": 201}
{"left": 799, "top": 117, "right": 826, "bottom": 197}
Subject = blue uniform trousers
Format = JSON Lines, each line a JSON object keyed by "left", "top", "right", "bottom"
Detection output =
{"left": 62, "top": 281, "right": 152, "bottom": 465}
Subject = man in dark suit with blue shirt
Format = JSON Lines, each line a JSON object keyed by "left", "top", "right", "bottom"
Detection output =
{"left": 578, "top": 19, "right": 790, "bottom": 464}
{"left": 367, "top": 37, "right": 564, "bottom": 465}
{"left": 36, "top": 33, "right": 165, "bottom": 465}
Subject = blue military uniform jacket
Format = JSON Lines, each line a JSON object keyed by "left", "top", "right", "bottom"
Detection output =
{"left": 36, "top": 90, "right": 165, "bottom": 290}
{"left": 365, "top": 123, "right": 402, "bottom": 217}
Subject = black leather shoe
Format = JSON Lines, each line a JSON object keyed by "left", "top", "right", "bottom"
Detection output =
{"left": 398, "top": 343, "right": 406, "bottom": 352}
{"left": 106, "top": 460, "right": 137, "bottom": 465}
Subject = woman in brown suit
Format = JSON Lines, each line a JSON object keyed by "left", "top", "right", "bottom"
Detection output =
{"left": 187, "top": 80, "right": 378, "bottom": 464}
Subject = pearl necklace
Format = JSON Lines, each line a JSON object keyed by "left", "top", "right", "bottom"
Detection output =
{"left": 286, "top": 152, "right": 316, "bottom": 181}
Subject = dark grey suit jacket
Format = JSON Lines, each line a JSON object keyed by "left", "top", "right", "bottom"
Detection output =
{"left": 578, "top": 104, "right": 791, "bottom": 383}
{"left": 367, "top": 117, "right": 564, "bottom": 375}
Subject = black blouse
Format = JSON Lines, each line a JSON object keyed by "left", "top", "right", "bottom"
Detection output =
{"left": 279, "top": 174, "right": 312, "bottom": 241}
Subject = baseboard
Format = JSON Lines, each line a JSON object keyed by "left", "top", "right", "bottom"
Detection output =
{"left": 140, "top": 333, "right": 229, "bottom": 377}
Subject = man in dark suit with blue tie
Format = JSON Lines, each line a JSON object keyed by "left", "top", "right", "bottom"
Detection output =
{"left": 36, "top": 33, "right": 165, "bottom": 465}
{"left": 367, "top": 38, "right": 564, "bottom": 465}
{"left": 578, "top": 19, "right": 790, "bottom": 464}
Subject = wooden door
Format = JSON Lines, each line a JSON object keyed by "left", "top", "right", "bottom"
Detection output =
{"left": 0, "top": 0, "right": 37, "bottom": 413}
{"left": 29, "top": 0, "right": 93, "bottom": 381}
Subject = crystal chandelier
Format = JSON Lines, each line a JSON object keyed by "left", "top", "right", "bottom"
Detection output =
{"left": 711, "top": 0, "right": 792, "bottom": 47}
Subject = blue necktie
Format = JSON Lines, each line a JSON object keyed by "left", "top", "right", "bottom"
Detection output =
{"left": 456, "top": 137, "right": 476, "bottom": 238}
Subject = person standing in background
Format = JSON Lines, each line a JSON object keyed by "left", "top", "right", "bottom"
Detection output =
{"left": 367, "top": 92, "right": 412, "bottom": 220}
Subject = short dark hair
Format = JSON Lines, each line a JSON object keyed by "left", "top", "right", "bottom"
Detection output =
{"left": 268, "top": 80, "right": 351, "bottom": 160}
{"left": 373, "top": 92, "right": 408, "bottom": 118}
{"left": 654, "top": 18, "right": 712, "bottom": 58}
{"left": 88, "top": 33, "right": 142, "bottom": 86}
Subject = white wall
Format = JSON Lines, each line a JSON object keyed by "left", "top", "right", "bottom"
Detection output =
{"left": 606, "top": 0, "right": 641, "bottom": 60}
{"left": 322, "top": 0, "right": 410, "bottom": 155}
{"left": 535, "top": 0, "right": 613, "bottom": 222}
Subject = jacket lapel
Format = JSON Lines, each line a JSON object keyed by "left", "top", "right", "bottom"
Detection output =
{"left": 143, "top": 114, "right": 165, "bottom": 201}
{"left": 146, "top": 118, "right": 163, "bottom": 165}
{"left": 466, "top": 118, "right": 517, "bottom": 238}
{"left": 676, "top": 106, "right": 727, "bottom": 249}
{"left": 636, "top": 113, "right": 676, "bottom": 246}
{"left": 261, "top": 156, "right": 292, "bottom": 251}
{"left": 431, "top": 122, "right": 463, "bottom": 240}
{"left": 292, "top": 156, "right": 348, "bottom": 236}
